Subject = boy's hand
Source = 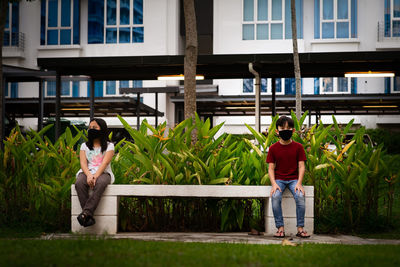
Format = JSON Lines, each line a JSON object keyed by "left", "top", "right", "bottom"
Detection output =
{"left": 295, "top": 183, "right": 305, "bottom": 195}
{"left": 271, "top": 183, "right": 282, "bottom": 196}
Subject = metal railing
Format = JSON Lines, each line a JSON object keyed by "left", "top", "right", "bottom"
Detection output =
{"left": 3, "top": 32, "right": 25, "bottom": 51}
{"left": 377, "top": 21, "right": 400, "bottom": 41}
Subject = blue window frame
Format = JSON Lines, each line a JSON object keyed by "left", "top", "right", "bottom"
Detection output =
{"left": 41, "top": 0, "right": 80, "bottom": 45}
{"left": 4, "top": 3, "right": 19, "bottom": 47}
{"left": 242, "top": 0, "right": 303, "bottom": 40}
{"left": 72, "top": 81, "right": 80, "bottom": 97}
{"left": 314, "top": 0, "right": 357, "bottom": 39}
{"left": 88, "top": 0, "right": 144, "bottom": 44}
{"left": 133, "top": 80, "right": 143, "bottom": 88}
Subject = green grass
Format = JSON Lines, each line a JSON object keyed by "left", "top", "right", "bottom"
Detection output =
{"left": 0, "top": 239, "right": 399, "bottom": 266}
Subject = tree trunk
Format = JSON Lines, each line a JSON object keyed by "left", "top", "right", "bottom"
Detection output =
{"left": 183, "top": 0, "right": 197, "bottom": 121}
{"left": 0, "top": 1, "right": 9, "bottom": 145}
{"left": 291, "top": 0, "right": 302, "bottom": 120}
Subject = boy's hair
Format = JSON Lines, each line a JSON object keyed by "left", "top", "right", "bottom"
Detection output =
{"left": 276, "top": 116, "right": 294, "bottom": 129}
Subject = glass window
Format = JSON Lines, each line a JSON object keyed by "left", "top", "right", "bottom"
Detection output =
{"left": 120, "top": 0, "right": 130, "bottom": 25}
{"left": 47, "top": 81, "right": 56, "bottom": 96}
{"left": 72, "top": 81, "right": 80, "bottom": 97}
{"left": 120, "top": 80, "right": 130, "bottom": 88}
{"left": 133, "top": 27, "right": 144, "bottom": 42}
{"left": 41, "top": 0, "right": 80, "bottom": 45}
{"left": 244, "top": 0, "right": 254, "bottom": 21}
{"left": 318, "top": 77, "right": 353, "bottom": 94}
{"left": 337, "top": 77, "right": 348, "bottom": 92}
{"left": 272, "top": 0, "right": 282, "bottom": 20}
{"left": 258, "top": 0, "right": 268, "bottom": 20}
{"left": 242, "top": 0, "right": 303, "bottom": 40}
{"left": 106, "top": 81, "right": 117, "bottom": 95}
{"left": 243, "top": 79, "right": 254, "bottom": 93}
{"left": 89, "top": 0, "right": 144, "bottom": 44}
{"left": 394, "top": 76, "right": 400, "bottom": 92}
{"left": 322, "top": 77, "right": 333, "bottom": 93}
{"left": 243, "top": 78, "right": 284, "bottom": 94}
{"left": 133, "top": 80, "right": 143, "bottom": 88}
{"left": 256, "top": 24, "right": 268, "bottom": 40}
{"left": 61, "top": 81, "right": 71, "bottom": 96}
{"left": 243, "top": 24, "right": 255, "bottom": 40}
{"left": 315, "top": 0, "right": 356, "bottom": 39}
{"left": 4, "top": 3, "right": 19, "bottom": 47}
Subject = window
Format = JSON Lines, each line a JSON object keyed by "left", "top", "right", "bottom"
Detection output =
{"left": 4, "top": 3, "right": 19, "bottom": 47}
{"left": 314, "top": 0, "right": 357, "bottom": 39}
{"left": 88, "top": 0, "right": 144, "bottom": 44}
{"left": 314, "top": 77, "right": 356, "bottom": 94}
{"left": 40, "top": 0, "right": 80, "bottom": 45}
{"left": 385, "top": 77, "right": 400, "bottom": 93}
{"left": 87, "top": 80, "right": 143, "bottom": 96}
{"left": 4, "top": 83, "right": 18, "bottom": 98}
{"left": 242, "top": 0, "right": 303, "bottom": 40}
{"left": 243, "top": 78, "right": 283, "bottom": 94}
{"left": 385, "top": 0, "right": 400, "bottom": 37}
{"left": 45, "top": 80, "right": 79, "bottom": 97}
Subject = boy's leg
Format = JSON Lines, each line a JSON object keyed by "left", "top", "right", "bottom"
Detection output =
{"left": 271, "top": 180, "right": 287, "bottom": 231}
{"left": 75, "top": 172, "right": 89, "bottom": 209}
{"left": 82, "top": 173, "right": 111, "bottom": 217}
{"left": 287, "top": 180, "right": 306, "bottom": 228}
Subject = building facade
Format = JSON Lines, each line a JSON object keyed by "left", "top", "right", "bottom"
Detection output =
{"left": 3, "top": 0, "right": 400, "bottom": 132}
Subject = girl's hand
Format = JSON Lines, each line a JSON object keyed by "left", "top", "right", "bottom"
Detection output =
{"left": 87, "top": 173, "right": 95, "bottom": 188}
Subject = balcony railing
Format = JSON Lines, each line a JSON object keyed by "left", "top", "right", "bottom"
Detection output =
{"left": 377, "top": 21, "right": 400, "bottom": 42}
{"left": 3, "top": 32, "right": 25, "bottom": 51}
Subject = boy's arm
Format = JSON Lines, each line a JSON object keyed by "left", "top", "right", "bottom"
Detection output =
{"left": 295, "top": 161, "right": 306, "bottom": 194}
{"left": 269, "top": 163, "right": 281, "bottom": 196}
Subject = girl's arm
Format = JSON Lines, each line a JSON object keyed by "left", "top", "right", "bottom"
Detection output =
{"left": 80, "top": 150, "right": 92, "bottom": 177}
{"left": 93, "top": 150, "right": 114, "bottom": 179}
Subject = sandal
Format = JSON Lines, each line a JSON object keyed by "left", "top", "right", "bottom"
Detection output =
{"left": 296, "top": 231, "right": 310, "bottom": 238}
{"left": 273, "top": 230, "right": 285, "bottom": 238}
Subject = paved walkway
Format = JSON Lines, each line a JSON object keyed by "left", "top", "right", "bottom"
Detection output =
{"left": 41, "top": 232, "right": 400, "bottom": 245}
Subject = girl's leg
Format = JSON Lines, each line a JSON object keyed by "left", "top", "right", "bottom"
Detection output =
{"left": 75, "top": 172, "right": 90, "bottom": 209}
{"left": 82, "top": 173, "right": 111, "bottom": 217}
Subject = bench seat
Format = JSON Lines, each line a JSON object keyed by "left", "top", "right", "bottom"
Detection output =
{"left": 71, "top": 185, "right": 314, "bottom": 235}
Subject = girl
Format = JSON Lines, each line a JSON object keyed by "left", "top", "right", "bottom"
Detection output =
{"left": 75, "top": 118, "right": 114, "bottom": 227}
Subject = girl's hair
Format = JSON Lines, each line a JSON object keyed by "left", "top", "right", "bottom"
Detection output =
{"left": 86, "top": 118, "right": 109, "bottom": 153}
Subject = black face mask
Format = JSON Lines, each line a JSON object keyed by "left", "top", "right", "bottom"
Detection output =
{"left": 279, "top": 130, "right": 293, "bottom": 141}
{"left": 88, "top": 129, "right": 102, "bottom": 140}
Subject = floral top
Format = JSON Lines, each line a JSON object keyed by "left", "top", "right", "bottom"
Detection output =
{"left": 76, "top": 142, "right": 115, "bottom": 184}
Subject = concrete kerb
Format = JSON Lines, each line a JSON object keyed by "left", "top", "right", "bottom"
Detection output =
{"left": 40, "top": 232, "right": 400, "bottom": 245}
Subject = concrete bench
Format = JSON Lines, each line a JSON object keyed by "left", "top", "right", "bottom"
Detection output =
{"left": 71, "top": 185, "right": 314, "bottom": 235}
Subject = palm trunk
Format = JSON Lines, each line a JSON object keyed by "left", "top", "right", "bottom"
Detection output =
{"left": 291, "top": 0, "right": 302, "bottom": 119}
{"left": 0, "top": 1, "right": 8, "bottom": 145}
{"left": 183, "top": 0, "right": 197, "bottom": 121}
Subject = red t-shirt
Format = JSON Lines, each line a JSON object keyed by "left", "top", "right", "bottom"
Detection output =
{"left": 266, "top": 141, "right": 307, "bottom": 180}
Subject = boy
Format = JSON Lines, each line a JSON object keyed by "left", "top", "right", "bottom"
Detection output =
{"left": 266, "top": 116, "right": 310, "bottom": 238}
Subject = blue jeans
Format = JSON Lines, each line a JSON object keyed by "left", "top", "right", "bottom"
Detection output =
{"left": 271, "top": 179, "right": 305, "bottom": 229}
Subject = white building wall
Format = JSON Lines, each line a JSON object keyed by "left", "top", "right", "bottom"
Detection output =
{"left": 212, "top": 0, "right": 400, "bottom": 131}
{"left": 4, "top": 0, "right": 182, "bottom": 130}
{"left": 3, "top": 0, "right": 400, "bottom": 132}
